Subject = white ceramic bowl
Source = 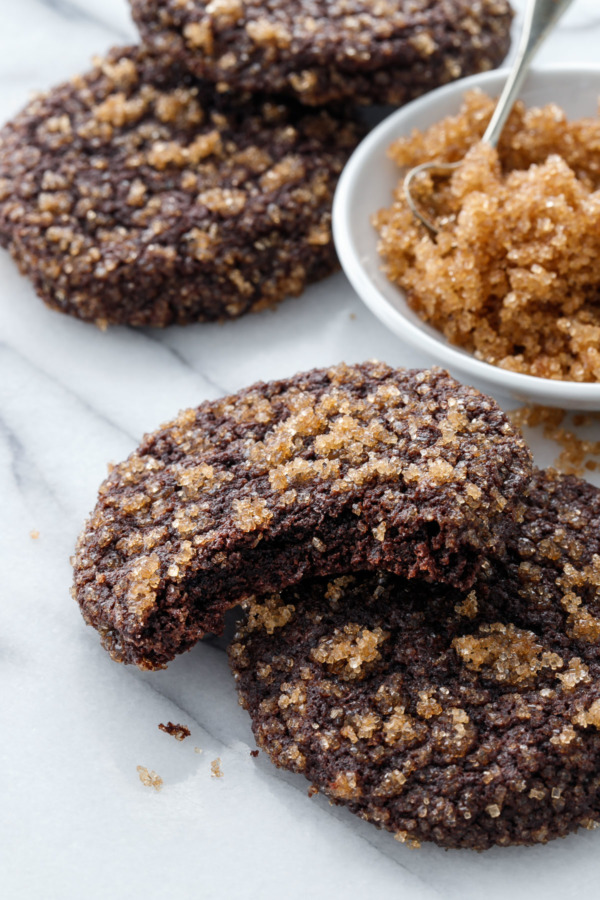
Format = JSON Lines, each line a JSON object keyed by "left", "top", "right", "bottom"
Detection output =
{"left": 333, "top": 65, "right": 600, "bottom": 409}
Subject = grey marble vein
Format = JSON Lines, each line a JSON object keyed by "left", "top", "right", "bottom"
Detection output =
{"left": 137, "top": 328, "right": 231, "bottom": 399}
{"left": 134, "top": 670, "right": 232, "bottom": 751}
{"left": 250, "top": 746, "right": 447, "bottom": 897}
{"left": 0, "top": 414, "right": 68, "bottom": 514}
{"left": 32, "top": 0, "right": 133, "bottom": 41}
{"left": 0, "top": 340, "right": 138, "bottom": 446}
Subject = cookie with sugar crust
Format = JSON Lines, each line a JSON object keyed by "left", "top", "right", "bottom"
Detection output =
{"left": 0, "top": 45, "right": 362, "bottom": 326}
{"left": 229, "top": 471, "right": 600, "bottom": 850}
{"left": 130, "top": 0, "right": 513, "bottom": 107}
{"left": 72, "top": 362, "right": 532, "bottom": 669}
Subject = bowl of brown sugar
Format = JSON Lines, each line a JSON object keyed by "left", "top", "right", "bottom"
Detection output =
{"left": 333, "top": 66, "right": 600, "bottom": 409}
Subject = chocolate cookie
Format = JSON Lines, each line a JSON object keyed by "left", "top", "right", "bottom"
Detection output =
{"left": 72, "top": 363, "right": 531, "bottom": 669}
{"left": 0, "top": 46, "right": 362, "bottom": 326}
{"left": 130, "top": 0, "right": 514, "bottom": 107}
{"left": 230, "top": 470, "right": 600, "bottom": 850}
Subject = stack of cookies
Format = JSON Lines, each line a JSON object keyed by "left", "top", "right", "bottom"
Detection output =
{"left": 72, "top": 362, "right": 600, "bottom": 850}
{"left": 0, "top": 1, "right": 513, "bottom": 326}
{"left": 7, "top": 0, "right": 600, "bottom": 855}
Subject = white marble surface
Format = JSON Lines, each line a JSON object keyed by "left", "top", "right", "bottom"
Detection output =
{"left": 2, "top": 2, "right": 600, "bottom": 898}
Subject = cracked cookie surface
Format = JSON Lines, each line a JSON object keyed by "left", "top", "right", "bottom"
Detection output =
{"left": 0, "top": 45, "right": 362, "bottom": 326}
{"left": 230, "top": 470, "right": 600, "bottom": 850}
{"left": 131, "top": 0, "right": 513, "bottom": 107}
{"left": 72, "top": 363, "right": 531, "bottom": 669}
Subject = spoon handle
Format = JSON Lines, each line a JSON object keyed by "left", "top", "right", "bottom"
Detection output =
{"left": 483, "top": 0, "right": 576, "bottom": 148}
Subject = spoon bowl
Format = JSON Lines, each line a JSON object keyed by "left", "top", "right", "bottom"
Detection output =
{"left": 404, "top": 0, "right": 575, "bottom": 233}
{"left": 332, "top": 65, "right": 600, "bottom": 410}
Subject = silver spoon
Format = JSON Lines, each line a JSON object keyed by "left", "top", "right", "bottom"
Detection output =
{"left": 403, "top": 0, "right": 576, "bottom": 234}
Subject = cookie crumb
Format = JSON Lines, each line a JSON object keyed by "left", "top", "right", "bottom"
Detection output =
{"left": 137, "top": 765, "right": 163, "bottom": 791}
{"left": 158, "top": 721, "right": 191, "bottom": 741}
{"left": 250, "top": 749, "right": 259, "bottom": 758}
{"left": 29, "top": 530, "right": 40, "bottom": 540}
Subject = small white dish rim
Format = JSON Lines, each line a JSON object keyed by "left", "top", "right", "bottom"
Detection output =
{"left": 333, "top": 64, "right": 600, "bottom": 409}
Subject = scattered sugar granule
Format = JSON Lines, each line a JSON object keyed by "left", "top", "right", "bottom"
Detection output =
{"left": 211, "top": 758, "right": 224, "bottom": 778}
{"left": 137, "top": 765, "right": 163, "bottom": 791}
